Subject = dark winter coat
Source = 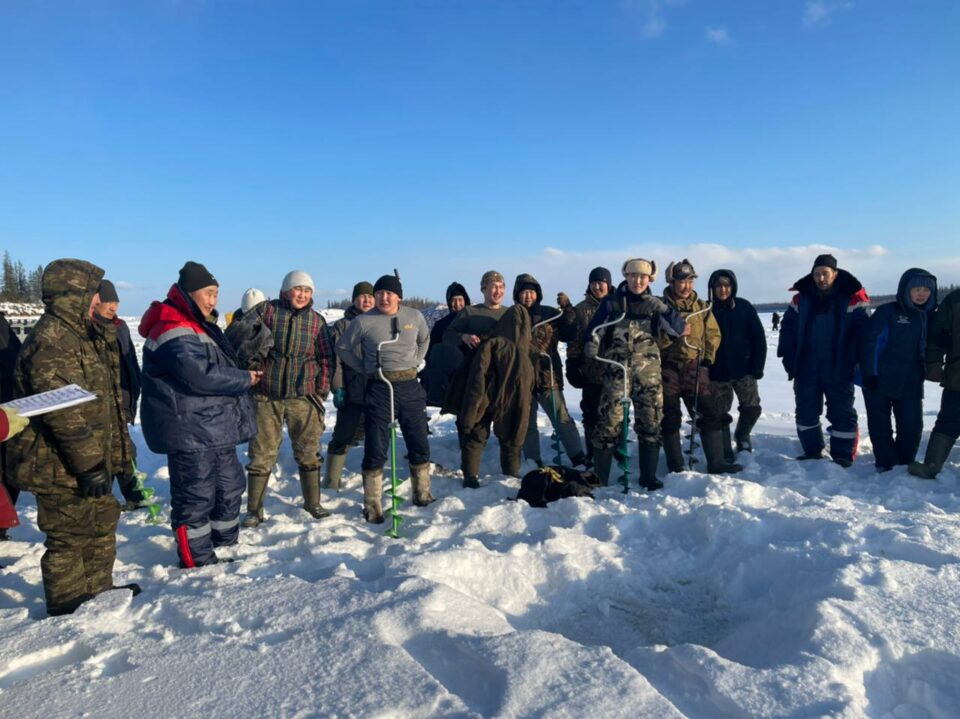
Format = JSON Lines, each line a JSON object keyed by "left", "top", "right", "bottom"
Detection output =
{"left": 113, "top": 318, "right": 142, "bottom": 423}
{"left": 422, "top": 283, "right": 472, "bottom": 407}
{"left": 659, "top": 288, "right": 721, "bottom": 366}
{"left": 139, "top": 284, "right": 256, "bottom": 455}
{"left": 241, "top": 296, "right": 332, "bottom": 401}
{"left": 927, "top": 288, "right": 960, "bottom": 392}
{"left": 458, "top": 305, "right": 536, "bottom": 447}
{"left": 430, "top": 282, "right": 472, "bottom": 348}
{"left": 777, "top": 269, "right": 870, "bottom": 382}
{"left": 707, "top": 270, "right": 767, "bottom": 382}
{"left": 329, "top": 305, "right": 366, "bottom": 404}
{"left": 860, "top": 268, "right": 936, "bottom": 398}
{"left": 225, "top": 307, "right": 275, "bottom": 372}
{"left": 513, "top": 273, "right": 564, "bottom": 391}
{"left": 0, "top": 313, "right": 20, "bottom": 404}
{"left": 6, "top": 259, "right": 129, "bottom": 494}
{"left": 560, "top": 290, "right": 604, "bottom": 388}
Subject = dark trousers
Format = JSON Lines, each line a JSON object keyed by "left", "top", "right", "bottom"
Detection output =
{"left": 932, "top": 388, "right": 960, "bottom": 439}
{"left": 328, "top": 401, "right": 365, "bottom": 455}
{"left": 794, "top": 373, "right": 858, "bottom": 461}
{"left": 863, "top": 388, "right": 923, "bottom": 469}
{"left": 362, "top": 379, "right": 430, "bottom": 470}
{"left": 168, "top": 447, "right": 245, "bottom": 568}
{"left": 580, "top": 383, "right": 603, "bottom": 456}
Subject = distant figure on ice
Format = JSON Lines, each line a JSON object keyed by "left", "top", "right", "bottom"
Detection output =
{"left": 778, "top": 254, "right": 870, "bottom": 467}
{"left": 910, "top": 284, "right": 960, "bottom": 479}
{"left": 140, "top": 261, "right": 258, "bottom": 568}
{"left": 771, "top": 311, "right": 781, "bottom": 332}
{"left": 708, "top": 270, "right": 767, "bottom": 460}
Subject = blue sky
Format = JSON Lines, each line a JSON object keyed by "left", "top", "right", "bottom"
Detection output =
{"left": 1, "top": 1, "right": 957, "bottom": 312}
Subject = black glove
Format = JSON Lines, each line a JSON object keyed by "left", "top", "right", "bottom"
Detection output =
{"left": 565, "top": 360, "right": 585, "bottom": 389}
{"left": 77, "top": 465, "right": 112, "bottom": 499}
{"left": 863, "top": 376, "right": 879, "bottom": 391}
{"left": 753, "top": 370, "right": 764, "bottom": 380}
{"left": 926, "top": 363, "right": 945, "bottom": 383}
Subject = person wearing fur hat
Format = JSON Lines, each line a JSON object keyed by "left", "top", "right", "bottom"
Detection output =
{"left": 324, "top": 281, "right": 375, "bottom": 490}
{"left": 139, "top": 261, "right": 259, "bottom": 569}
{"left": 707, "top": 270, "right": 767, "bottom": 462}
{"left": 336, "top": 274, "right": 433, "bottom": 521}
{"left": 237, "top": 270, "right": 334, "bottom": 527}
{"left": 660, "top": 259, "right": 741, "bottom": 475}
{"left": 558, "top": 267, "right": 612, "bottom": 463}
{"left": 584, "top": 259, "right": 687, "bottom": 489}
{"left": 778, "top": 254, "right": 871, "bottom": 466}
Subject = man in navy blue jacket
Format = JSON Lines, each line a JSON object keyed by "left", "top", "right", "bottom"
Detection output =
{"left": 777, "top": 255, "right": 871, "bottom": 467}
{"left": 859, "top": 268, "right": 937, "bottom": 471}
{"left": 140, "top": 262, "right": 258, "bottom": 568}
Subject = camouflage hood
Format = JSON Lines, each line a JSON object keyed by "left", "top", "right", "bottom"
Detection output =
{"left": 41, "top": 258, "right": 104, "bottom": 337}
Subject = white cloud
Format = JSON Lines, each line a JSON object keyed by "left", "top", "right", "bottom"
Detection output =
{"left": 803, "top": 1, "right": 853, "bottom": 28}
{"left": 706, "top": 26, "right": 733, "bottom": 46}
{"left": 115, "top": 280, "right": 135, "bottom": 290}
{"left": 624, "top": 0, "right": 686, "bottom": 39}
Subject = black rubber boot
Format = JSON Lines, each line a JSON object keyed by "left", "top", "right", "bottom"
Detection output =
{"left": 592, "top": 447, "right": 614, "bottom": 486}
{"left": 721, "top": 425, "right": 736, "bottom": 464}
{"left": 243, "top": 473, "right": 269, "bottom": 528}
{"left": 662, "top": 432, "right": 685, "bottom": 473}
{"left": 300, "top": 468, "right": 330, "bottom": 519}
{"left": 702, "top": 430, "right": 743, "bottom": 474}
{"left": 908, "top": 433, "right": 956, "bottom": 479}
{"left": 735, "top": 406, "right": 761, "bottom": 453}
{"left": 638, "top": 443, "right": 663, "bottom": 491}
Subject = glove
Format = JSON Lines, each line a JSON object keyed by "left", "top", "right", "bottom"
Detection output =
{"left": 926, "top": 363, "right": 945, "bottom": 383}
{"left": 333, "top": 387, "right": 346, "bottom": 409}
{"left": 863, "top": 376, "right": 879, "bottom": 391}
{"left": 565, "top": 360, "right": 585, "bottom": 389}
{"left": 77, "top": 465, "right": 112, "bottom": 499}
{"left": 753, "top": 370, "right": 764, "bottom": 380}
{"left": 583, "top": 339, "right": 599, "bottom": 361}
{"left": 638, "top": 295, "right": 668, "bottom": 315}
{"left": 556, "top": 292, "right": 571, "bottom": 309}
{"left": 1, "top": 407, "right": 29, "bottom": 440}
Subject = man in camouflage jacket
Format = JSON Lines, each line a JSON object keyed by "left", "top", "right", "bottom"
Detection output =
{"left": 7, "top": 258, "right": 136, "bottom": 616}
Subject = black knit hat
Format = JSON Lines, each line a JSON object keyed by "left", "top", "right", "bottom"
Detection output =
{"left": 588, "top": 266, "right": 613, "bottom": 286}
{"left": 812, "top": 254, "right": 838, "bottom": 272}
{"left": 374, "top": 274, "right": 403, "bottom": 299}
{"left": 178, "top": 261, "right": 218, "bottom": 293}
{"left": 98, "top": 279, "right": 119, "bottom": 303}
{"left": 352, "top": 281, "right": 374, "bottom": 300}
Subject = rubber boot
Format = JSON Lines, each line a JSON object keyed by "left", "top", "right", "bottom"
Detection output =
{"left": 362, "top": 468, "right": 385, "bottom": 523}
{"left": 500, "top": 444, "right": 522, "bottom": 478}
{"left": 662, "top": 432, "right": 685, "bottom": 473}
{"left": 735, "top": 406, "right": 761, "bottom": 453}
{"left": 243, "top": 473, "right": 269, "bottom": 528}
{"left": 300, "top": 468, "right": 331, "bottom": 519}
{"left": 721, "top": 425, "right": 736, "bottom": 464}
{"left": 702, "top": 430, "right": 743, "bottom": 474}
{"left": 325, "top": 451, "right": 347, "bottom": 491}
{"left": 908, "top": 432, "right": 956, "bottom": 479}
{"left": 638, "top": 443, "right": 663, "bottom": 491}
{"left": 592, "top": 447, "right": 614, "bottom": 486}
{"left": 410, "top": 463, "right": 435, "bottom": 506}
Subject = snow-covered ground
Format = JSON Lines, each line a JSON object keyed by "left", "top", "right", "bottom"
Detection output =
{"left": 1, "top": 316, "right": 959, "bottom": 718}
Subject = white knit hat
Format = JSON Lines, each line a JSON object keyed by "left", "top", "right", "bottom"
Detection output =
{"left": 241, "top": 288, "right": 267, "bottom": 313}
{"left": 281, "top": 270, "right": 315, "bottom": 293}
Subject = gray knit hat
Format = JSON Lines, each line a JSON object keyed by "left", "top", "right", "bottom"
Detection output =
{"left": 241, "top": 288, "right": 267, "bottom": 313}
{"left": 281, "top": 270, "right": 315, "bottom": 293}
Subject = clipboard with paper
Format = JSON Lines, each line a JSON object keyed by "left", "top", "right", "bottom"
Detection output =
{"left": 1, "top": 384, "right": 99, "bottom": 418}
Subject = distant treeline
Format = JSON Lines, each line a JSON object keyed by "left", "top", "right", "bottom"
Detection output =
{"left": 327, "top": 295, "right": 440, "bottom": 311}
{"left": 755, "top": 284, "right": 959, "bottom": 313}
{"left": 1, "top": 251, "right": 44, "bottom": 303}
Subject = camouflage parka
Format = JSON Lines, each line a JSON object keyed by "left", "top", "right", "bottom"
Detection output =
{"left": 7, "top": 259, "right": 130, "bottom": 495}
{"left": 658, "top": 288, "right": 721, "bottom": 367}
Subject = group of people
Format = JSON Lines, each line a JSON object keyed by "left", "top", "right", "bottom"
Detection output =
{"left": 0, "top": 253, "right": 958, "bottom": 617}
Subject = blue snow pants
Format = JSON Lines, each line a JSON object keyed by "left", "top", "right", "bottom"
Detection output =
{"left": 168, "top": 447, "right": 245, "bottom": 568}
{"left": 794, "top": 371, "right": 858, "bottom": 462}
{"left": 863, "top": 387, "right": 923, "bottom": 470}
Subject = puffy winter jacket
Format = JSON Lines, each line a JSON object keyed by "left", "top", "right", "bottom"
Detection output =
{"left": 513, "top": 273, "right": 564, "bottom": 391}
{"left": 707, "top": 270, "right": 767, "bottom": 382}
{"left": 586, "top": 281, "right": 686, "bottom": 361}
{"left": 777, "top": 269, "right": 870, "bottom": 382}
{"left": 860, "top": 268, "right": 936, "bottom": 398}
{"left": 7, "top": 259, "right": 129, "bottom": 494}
{"left": 139, "top": 284, "right": 256, "bottom": 455}
{"left": 561, "top": 290, "right": 604, "bottom": 387}
{"left": 927, "top": 288, "right": 960, "bottom": 392}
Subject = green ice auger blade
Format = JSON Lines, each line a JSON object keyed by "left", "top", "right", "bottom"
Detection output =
{"left": 386, "top": 422, "right": 403, "bottom": 539}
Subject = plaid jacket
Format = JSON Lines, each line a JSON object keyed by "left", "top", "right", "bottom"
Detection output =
{"left": 253, "top": 297, "right": 332, "bottom": 400}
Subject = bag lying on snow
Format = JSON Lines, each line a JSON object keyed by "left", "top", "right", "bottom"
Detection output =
{"left": 516, "top": 465, "right": 598, "bottom": 507}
